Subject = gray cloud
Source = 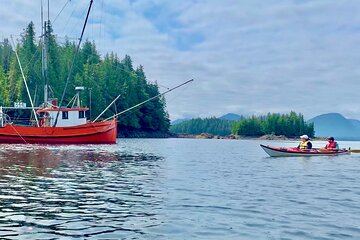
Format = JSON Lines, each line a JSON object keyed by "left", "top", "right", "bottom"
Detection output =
{"left": 1, "top": 0, "right": 360, "bottom": 120}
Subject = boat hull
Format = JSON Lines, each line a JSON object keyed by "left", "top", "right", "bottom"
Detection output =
{"left": 260, "top": 144, "right": 350, "bottom": 157}
{"left": 0, "top": 119, "right": 117, "bottom": 144}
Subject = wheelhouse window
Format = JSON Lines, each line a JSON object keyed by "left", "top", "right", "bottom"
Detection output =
{"left": 79, "top": 111, "right": 85, "bottom": 119}
{"left": 62, "top": 111, "right": 68, "bottom": 119}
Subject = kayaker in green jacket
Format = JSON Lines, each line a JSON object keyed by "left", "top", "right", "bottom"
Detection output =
{"left": 297, "top": 135, "right": 312, "bottom": 150}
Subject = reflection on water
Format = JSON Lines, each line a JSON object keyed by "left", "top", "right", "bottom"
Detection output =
{"left": 1, "top": 139, "right": 360, "bottom": 239}
{"left": 0, "top": 144, "right": 164, "bottom": 239}
{"left": 0, "top": 147, "right": 61, "bottom": 177}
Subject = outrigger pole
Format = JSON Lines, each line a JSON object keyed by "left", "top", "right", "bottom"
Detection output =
{"left": 93, "top": 94, "right": 121, "bottom": 122}
{"left": 100, "top": 79, "right": 194, "bottom": 122}
{"left": 10, "top": 36, "right": 40, "bottom": 127}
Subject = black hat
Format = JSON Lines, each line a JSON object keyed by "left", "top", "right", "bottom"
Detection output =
{"left": 327, "top": 136, "right": 334, "bottom": 141}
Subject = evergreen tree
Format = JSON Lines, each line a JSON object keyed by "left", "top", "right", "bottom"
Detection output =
{"left": 0, "top": 65, "right": 8, "bottom": 105}
{"left": 0, "top": 38, "right": 13, "bottom": 73}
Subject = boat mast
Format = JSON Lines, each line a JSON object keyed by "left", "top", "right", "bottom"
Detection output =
{"left": 41, "top": 0, "right": 50, "bottom": 107}
{"left": 53, "top": 0, "right": 94, "bottom": 127}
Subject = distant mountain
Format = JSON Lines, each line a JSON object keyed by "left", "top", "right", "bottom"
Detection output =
{"left": 171, "top": 118, "right": 190, "bottom": 125}
{"left": 219, "top": 113, "right": 242, "bottom": 121}
{"left": 308, "top": 113, "right": 360, "bottom": 140}
{"left": 348, "top": 119, "right": 360, "bottom": 131}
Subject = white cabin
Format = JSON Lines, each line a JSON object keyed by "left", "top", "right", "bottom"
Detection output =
{"left": 37, "top": 107, "right": 88, "bottom": 127}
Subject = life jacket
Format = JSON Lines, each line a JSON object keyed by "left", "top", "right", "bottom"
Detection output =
{"left": 299, "top": 140, "right": 310, "bottom": 149}
{"left": 326, "top": 141, "right": 337, "bottom": 149}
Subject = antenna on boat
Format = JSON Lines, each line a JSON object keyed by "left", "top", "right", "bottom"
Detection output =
{"left": 74, "top": 86, "right": 85, "bottom": 107}
{"left": 52, "top": 0, "right": 94, "bottom": 128}
{"left": 41, "top": 0, "right": 50, "bottom": 107}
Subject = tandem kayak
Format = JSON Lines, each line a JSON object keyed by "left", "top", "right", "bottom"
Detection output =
{"left": 260, "top": 144, "right": 350, "bottom": 157}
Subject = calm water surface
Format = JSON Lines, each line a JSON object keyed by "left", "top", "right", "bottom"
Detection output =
{"left": 0, "top": 139, "right": 360, "bottom": 239}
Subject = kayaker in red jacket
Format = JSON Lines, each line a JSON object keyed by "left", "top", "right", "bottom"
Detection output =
{"left": 325, "top": 136, "right": 339, "bottom": 150}
{"left": 297, "top": 135, "right": 312, "bottom": 150}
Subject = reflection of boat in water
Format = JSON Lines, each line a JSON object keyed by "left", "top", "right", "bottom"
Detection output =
{"left": 0, "top": 146, "right": 118, "bottom": 176}
{"left": 260, "top": 144, "right": 350, "bottom": 157}
{"left": 0, "top": 145, "right": 163, "bottom": 177}
{"left": 0, "top": 144, "right": 164, "bottom": 239}
{"left": 0, "top": 147, "right": 61, "bottom": 176}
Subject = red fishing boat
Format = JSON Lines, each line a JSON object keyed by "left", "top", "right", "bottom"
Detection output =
{"left": 0, "top": 116, "right": 117, "bottom": 144}
{"left": 0, "top": 1, "right": 117, "bottom": 144}
{"left": 0, "top": 1, "right": 192, "bottom": 145}
{"left": 0, "top": 92, "right": 118, "bottom": 144}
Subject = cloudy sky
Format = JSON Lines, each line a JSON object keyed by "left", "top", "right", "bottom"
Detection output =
{"left": 1, "top": 0, "right": 360, "bottom": 120}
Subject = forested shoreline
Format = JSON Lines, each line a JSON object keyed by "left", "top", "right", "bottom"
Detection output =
{"left": 0, "top": 22, "right": 170, "bottom": 136}
{"left": 232, "top": 112, "right": 314, "bottom": 137}
{"left": 170, "top": 117, "right": 233, "bottom": 136}
{"left": 171, "top": 112, "right": 315, "bottom": 138}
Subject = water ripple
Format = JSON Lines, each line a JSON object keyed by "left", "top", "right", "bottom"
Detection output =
{"left": 0, "top": 139, "right": 360, "bottom": 239}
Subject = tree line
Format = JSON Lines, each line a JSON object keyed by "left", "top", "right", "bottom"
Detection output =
{"left": 231, "top": 112, "right": 314, "bottom": 137}
{"left": 171, "top": 112, "right": 314, "bottom": 138}
{"left": 0, "top": 22, "right": 170, "bottom": 135}
{"left": 170, "top": 117, "right": 233, "bottom": 136}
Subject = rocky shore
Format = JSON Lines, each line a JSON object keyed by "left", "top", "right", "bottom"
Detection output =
{"left": 118, "top": 130, "right": 174, "bottom": 138}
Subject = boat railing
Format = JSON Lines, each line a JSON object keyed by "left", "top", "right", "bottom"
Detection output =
{"left": 0, "top": 112, "right": 12, "bottom": 127}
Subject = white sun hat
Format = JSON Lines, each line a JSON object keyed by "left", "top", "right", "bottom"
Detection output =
{"left": 300, "top": 135, "right": 309, "bottom": 139}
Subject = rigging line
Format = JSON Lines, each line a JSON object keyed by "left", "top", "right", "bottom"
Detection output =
{"left": 11, "top": 35, "right": 42, "bottom": 77}
{"left": 157, "top": 83, "right": 171, "bottom": 90}
{"left": 69, "top": 63, "right": 123, "bottom": 101}
{"left": 56, "top": 36, "right": 79, "bottom": 40}
{"left": 99, "top": 0, "right": 104, "bottom": 50}
{"left": 59, "top": 0, "right": 83, "bottom": 37}
{"left": 67, "top": 56, "right": 168, "bottom": 107}
{"left": 165, "top": 81, "right": 191, "bottom": 105}
{"left": 102, "top": 79, "right": 194, "bottom": 121}
{"left": 52, "top": 0, "right": 72, "bottom": 24}
{"left": 54, "top": 37, "right": 149, "bottom": 86}
{"left": 59, "top": 41, "right": 142, "bottom": 80}
{"left": 93, "top": 94, "right": 121, "bottom": 122}
{"left": 53, "top": 0, "right": 94, "bottom": 128}
{"left": 51, "top": 39, "right": 166, "bottom": 102}
{"left": 68, "top": 8, "right": 88, "bottom": 38}
{"left": 9, "top": 123, "right": 28, "bottom": 144}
